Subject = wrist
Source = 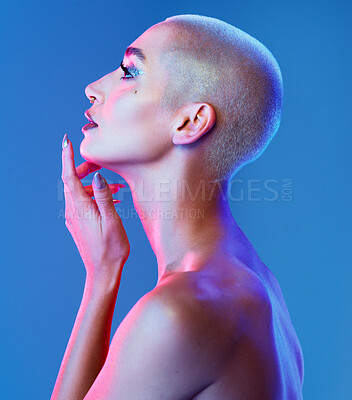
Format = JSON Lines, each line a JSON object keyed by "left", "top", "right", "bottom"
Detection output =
{"left": 85, "top": 267, "right": 123, "bottom": 296}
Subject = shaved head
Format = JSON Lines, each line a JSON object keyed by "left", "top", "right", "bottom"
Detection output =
{"left": 155, "top": 15, "right": 283, "bottom": 187}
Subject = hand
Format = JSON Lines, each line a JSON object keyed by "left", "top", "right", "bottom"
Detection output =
{"left": 61, "top": 134, "right": 130, "bottom": 283}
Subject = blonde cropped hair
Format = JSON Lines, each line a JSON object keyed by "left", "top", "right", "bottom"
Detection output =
{"left": 158, "top": 15, "right": 283, "bottom": 188}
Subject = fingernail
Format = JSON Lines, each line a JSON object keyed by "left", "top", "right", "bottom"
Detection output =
{"left": 62, "top": 133, "right": 68, "bottom": 149}
{"left": 94, "top": 172, "right": 106, "bottom": 189}
{"left": 113, "top": 199, "right": 121, "bottom": 204}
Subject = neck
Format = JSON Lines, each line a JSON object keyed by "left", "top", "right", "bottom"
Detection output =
{"left": 108, "top": 148, "right": 246, "bottom": 284}
{"left": 123, "top": 173, "right": 242, "bottom": 284}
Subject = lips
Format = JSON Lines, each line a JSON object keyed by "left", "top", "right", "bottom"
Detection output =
{"left": 82, "top": 110, "right": 98, "bottom": 133}
{"left": 82, "top": 122, "right": 98, "bottom": 133}
{"left": 84, "top": 110, "right": 98, "bottom": 125}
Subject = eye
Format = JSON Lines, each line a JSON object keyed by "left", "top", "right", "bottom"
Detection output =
{"left": 120, "top": 61, "right": 133, "bottom": 80}
{"left": 119, "top": 61, "right": 144, "bottom": 80}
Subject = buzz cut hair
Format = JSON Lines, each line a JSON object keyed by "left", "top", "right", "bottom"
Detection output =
{"left": 158, "top": 14, "right": 283, "bottom": 188}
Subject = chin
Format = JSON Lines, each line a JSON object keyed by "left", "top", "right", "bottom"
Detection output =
{"left": 79, "top": 137, "right": 105, "bottom": 166}
{"left": 79, "top": 137, "right": 128, "bottom": 170}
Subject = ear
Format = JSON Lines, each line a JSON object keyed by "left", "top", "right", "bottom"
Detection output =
{"left": 171, "top": 103, "right": 216, "bottom": 145}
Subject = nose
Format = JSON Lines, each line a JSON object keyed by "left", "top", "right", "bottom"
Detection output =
{"left": 85, "top": 69, "right": 119, "bottom": 103}
{"left": 85, "top": 80, "right": 104, "bottom": 104}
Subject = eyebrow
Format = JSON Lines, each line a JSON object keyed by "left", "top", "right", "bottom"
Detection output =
{"left": 125, "top": 46, "right": 146, "bottom": 64}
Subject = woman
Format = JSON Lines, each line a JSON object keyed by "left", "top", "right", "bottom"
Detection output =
{"left": 51, "top": 14, "right": 304, "bottom": 400}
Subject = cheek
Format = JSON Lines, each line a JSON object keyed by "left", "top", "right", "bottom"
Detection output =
{"left": 107, "top": 91, "right": 166, "bottom": 141}
{"left": 102, "top": 88, "right": 133, "bottom": 126}
{"left": 86, "top": 90, "right": 172, "bottom": 163}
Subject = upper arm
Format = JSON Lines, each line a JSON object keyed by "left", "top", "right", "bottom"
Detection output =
{"left": 83, "top": 290, "right": 220, "bottom": 400}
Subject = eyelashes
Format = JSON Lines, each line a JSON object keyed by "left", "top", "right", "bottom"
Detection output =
{"left": 120, "top": 61, "right": 132, "bottom": 80}
{"left": 120, "top": 61, "right": 144, "bottom": 80}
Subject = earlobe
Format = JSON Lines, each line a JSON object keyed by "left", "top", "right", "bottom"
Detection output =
{"left": 171, "top": 103, "right": 216, "bottom": 145}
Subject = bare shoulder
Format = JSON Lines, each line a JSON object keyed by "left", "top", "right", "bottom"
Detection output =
{"left": 152, "top": 262, "right": 274, "bottom": 359}
{"left": 156, "top": 259, "right": 273, "bottom": 322}
{"left": 84, "top": 260, "right": 280, "bottom": 399}
{"left": 151, "top": 264, "right": 304, "bottom": 400}
{"left": 84, "top": 277, "right": 227, "bottom": 399}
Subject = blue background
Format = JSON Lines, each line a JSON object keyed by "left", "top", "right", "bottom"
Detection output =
{"left": 1, "top": 0, "right": 351, "bottom": 398}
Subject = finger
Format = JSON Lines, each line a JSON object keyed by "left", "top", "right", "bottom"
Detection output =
{"left": 76, "top": 161, "right": 101, "bottom": 180}
{"left": 84, "top": 183, "right": 125, "bottom": 197}
{"left": 92, "top": 172, "right": 119, "bottom": 218}
{"left": 61, "top": 134, "right": 92, "bottom": 205}
{"left": 92, "top": 198, "right": 121, "bottom": 205}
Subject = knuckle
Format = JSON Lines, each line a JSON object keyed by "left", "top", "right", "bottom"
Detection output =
{"left": 61, "top": 169, "right": 75, "bottom": 181}
{"left": 65, "top": 208, "right": 74, "bottom": 222}
{"left": 61, "top": 171, "right": 69, "bottom": 183}
{"left": 62, "top": 176, "right": 76, "bottom": 192}
{"left": 65, "top": 219, "right": 71, "bottom": 230}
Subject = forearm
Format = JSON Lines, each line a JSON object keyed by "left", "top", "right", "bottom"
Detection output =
{"left": 50, "top": 269, "right": 122, "bottom": 400}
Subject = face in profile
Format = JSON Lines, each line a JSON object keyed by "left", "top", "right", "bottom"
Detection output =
{"left": 80, "top": 22, "right": 175, "bottom": 171}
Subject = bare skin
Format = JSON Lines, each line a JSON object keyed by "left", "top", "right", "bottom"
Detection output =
{"left": 51, "top": 20, "right": 304, "bottom": 400}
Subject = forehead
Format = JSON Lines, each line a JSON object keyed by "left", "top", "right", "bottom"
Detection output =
{"left": 126, "top": 22, "right": 175, "bottom": 66}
